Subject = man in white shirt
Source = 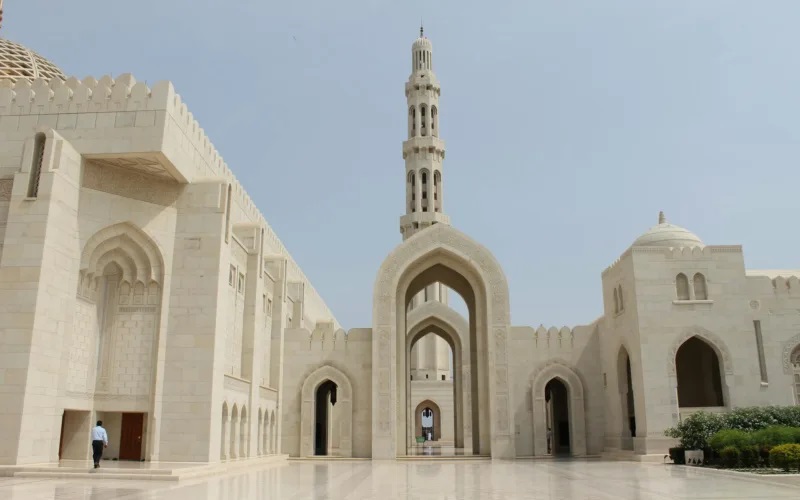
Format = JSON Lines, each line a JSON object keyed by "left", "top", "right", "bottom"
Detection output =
{"left": 91, "top": 420, "right": 108, "bottom": 469}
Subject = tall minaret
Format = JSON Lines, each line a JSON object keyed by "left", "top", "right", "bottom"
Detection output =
{"left": 399, "top": 26, "right": 450, "bottom": 240}
{"left": 404, "top": 28, "right": 452, "bottom": 383}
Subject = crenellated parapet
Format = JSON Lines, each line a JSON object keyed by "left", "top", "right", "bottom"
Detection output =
{"left": 770, "top": 275, "right": 800, "bottom": 294}
{"left": 287, "top": 325, "right": 372, "bottom": 352}
{"left": 0, "top": 73, "right": 341, "bottom": 329}
{"left": 534, "top": 325, "right": 575, "bottom": 348}
{"left": 602, "top": 245, "right": 743, "bottom": 276}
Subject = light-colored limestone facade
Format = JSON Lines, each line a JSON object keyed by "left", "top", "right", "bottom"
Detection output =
{"left": 1, "top": 23, "right": 800, "bottom": 466}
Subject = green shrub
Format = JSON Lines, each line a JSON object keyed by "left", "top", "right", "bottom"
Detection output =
{"left": 720, "top": 446, "right": 740, "bottom": 468}
{"left": 739, "top": 445, "right": 760, "bottom": 468}
{"left": 751, "top": 426, "right": 797, "bottom": 448}
{"left": 668, "top": 447, "right": 685, "bottom": 465}
{"left": 709, "top": 429, "right": 751, "bottom": 452}
{"left": 769, "top": 444, "right": 800, "bottom": 472}
{"left": 724, "top": 406, "right": 800, "bottom": 431}
{"left": 665, "top": 411, "right": 724, "bottom": 450}
{"left": 665, "top": 407, "right": 800, "bottom": 451}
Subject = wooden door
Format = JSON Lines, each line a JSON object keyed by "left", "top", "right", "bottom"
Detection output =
{"left": 119, "top": 413, "right": 144, "bottom": 460}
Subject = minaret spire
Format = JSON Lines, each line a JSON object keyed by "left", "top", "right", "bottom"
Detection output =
{"left": 399, "top": 29, "right": 450, "bottom": 240}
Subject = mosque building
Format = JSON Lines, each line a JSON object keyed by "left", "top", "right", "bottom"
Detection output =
{"left": 0, "top": 10, "right": 799, "bottom": 466}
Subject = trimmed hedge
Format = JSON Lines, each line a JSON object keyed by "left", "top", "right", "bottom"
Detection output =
{"left": 770, "top": 444, "right": 800, "bottom": 472}
{"left": 665, "top": 407, "right": 800, "bottom": 450}
{"left": 720, "top": 446, "right": 740, "bottom": 468}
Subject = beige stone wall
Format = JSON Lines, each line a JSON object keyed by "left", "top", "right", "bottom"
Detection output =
{"left": 509, "top": 322, "right": 604, "bottom": 457}
{"left": 281, "top": 328, "right": 372, "bottom": 458}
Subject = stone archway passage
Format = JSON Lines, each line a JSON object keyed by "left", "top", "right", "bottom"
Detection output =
{"left": 414, "top": 399, "right": 442, "bottom": 441}
{"left": 676, "top": 336, "right": 724, "bottom": 407}
{"left": 300, "top": 365, "right": 353, "bottom": 457}
{"left": 372, "top": 224, "right": 514, "bottom": 459}
{"left": 531, "top": 362, "right": 587, "bottom": 457}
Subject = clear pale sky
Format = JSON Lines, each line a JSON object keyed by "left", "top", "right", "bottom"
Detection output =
{"left": 7, "top": 1, "right": 800, "bottom": 329}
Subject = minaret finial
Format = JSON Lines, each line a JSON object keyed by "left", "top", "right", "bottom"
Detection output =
{"left": 658, "top": 211, "right": 666, "bottom": 224}
{"left": 420, "top": 23, "right": 424, "bottom": 38}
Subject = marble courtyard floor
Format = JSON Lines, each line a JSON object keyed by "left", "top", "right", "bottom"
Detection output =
{"left": 1, "top": 459, "right": 799, "bottom": 499}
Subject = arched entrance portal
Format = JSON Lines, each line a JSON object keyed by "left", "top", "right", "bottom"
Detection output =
{"left": 300, "top": 365, "right": 354, "bottom": 457}
{"left": 617, "top": 346, "right": 636, "bottom": 450}
{"left": 314, "top": 380, "right": 338, "bottom": 456}
{"left": 373, "top": 224, "right": 514, "bottom": 459}
{"left": 414, "top": 400, "right": 441, "bottom": 441}
{"left": 531, "top": 362, "right": 587, "bottom": 456}
{"left": 545, "top": 379, "right": 570, "bottom": 455}
{"left": 676, "top": 336, "right": 724, "bottom": 407}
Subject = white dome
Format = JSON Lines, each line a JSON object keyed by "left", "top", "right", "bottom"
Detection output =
{"left": 0, "top": 38, "right": 65, "bottom": 83}
{"left": 632, "top": 212, "right": 704, "bottom": 248}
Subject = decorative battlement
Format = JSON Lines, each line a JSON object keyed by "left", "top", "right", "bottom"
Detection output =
{"left": 602, "top": 245, "right": 743, "bottom": 276}
{"left": 771, "top": 276, "right": 800, "bottom": 292}
{"left": 0, "top": 73, "right": 339, "bottom": 328}
{"left": 534, "top": 326, "right": 576, "bottom": 348}
{"left": 286, "top": 325, "right": 372, "bottom": 351}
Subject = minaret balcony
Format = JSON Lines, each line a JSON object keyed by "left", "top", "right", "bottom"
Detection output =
{"left": 402, "top": 136, "right": 445, "bottom": 157}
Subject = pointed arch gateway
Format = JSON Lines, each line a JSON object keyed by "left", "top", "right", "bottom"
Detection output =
{"left": 372, "top": 223, "right": 514, "bottom": 459}
{"left": 530, "top": 361, "right": 587, "bottom": 456}
{"left": 300, "top": 364, "right": 353, "bottom": 457}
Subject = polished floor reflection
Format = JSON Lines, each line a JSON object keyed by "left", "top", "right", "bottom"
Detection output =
{"left": 2, "top": 459, "right": 799, "bottom": 499}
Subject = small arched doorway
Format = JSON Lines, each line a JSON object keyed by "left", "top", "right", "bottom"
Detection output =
{"left": 414, "top": 399, "right": 442, "bottom": 441}
{"left": 314, "top": 380, "right": 338, "bottom": 456}
{"left": 676, "top": 336, "right": 724, "bottom": 407}
{"left": 300, "top": 365, "right": 354, "bottom": 457}
{"left": 617, "top": 346, "right": 636, "bottom": 450}
{"left": 545, "top": 379, "right": 570, "bottom": 455}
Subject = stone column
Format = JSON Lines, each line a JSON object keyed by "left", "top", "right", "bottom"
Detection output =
{"left": 158, "top": 180, "right": 228, "bottom": 462}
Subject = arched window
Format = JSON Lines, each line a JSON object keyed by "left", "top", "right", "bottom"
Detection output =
{"left": 27, "top": 133, "right": 46, "bottom": 198}
{"left": 613, "top": 288, "right": 619, "bottom": 314}
{"left": 792, "top": 346, "right": 800, "bottom": 405}
{"left": 676, "top": 336, "right": 724, "bottom": 407}
{"left": 431, "top": 106, "right": 438, "bottom": 137}
{"left": 676, "top": 273, "right": 690, "bottom": 300}
{"left": 421, "top": 170, "right": 428, "bottom": 212}
{"left": 617, "top": 285, "right": 624, "bottom": 312}
{"left": 420, "top": 105, "right": 427, "bottom": 136}
{"left": 433, "top": 171, "right": 441, "bottom": 212}
{"left": 693, "top": 273, "right": 708, "bottom": 300}
{"left": 409, "top": 172, "right": 416, "bottom": 212}
{"left": 409, "top": 107, "right": 416, "bottom": 138}
{"left": 225, "top": 184, "right": 232, "bottom": 244}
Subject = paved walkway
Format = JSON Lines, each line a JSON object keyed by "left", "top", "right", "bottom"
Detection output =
{"left": 1, "top": 459, "right": 798, "bottom": 499}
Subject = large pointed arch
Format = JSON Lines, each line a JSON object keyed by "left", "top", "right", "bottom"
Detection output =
{"left": 405, "top": 306, "right": 470, "bottom": 449}
{"left": 372, "top": 223, "right": 513, "bottom": 459}
{"left": 299, "top": 364, "right": 353, "bottom": 457}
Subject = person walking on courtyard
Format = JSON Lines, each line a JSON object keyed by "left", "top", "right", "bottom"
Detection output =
{"left": 91, "top": 421, "right": 108, "bottom": 469}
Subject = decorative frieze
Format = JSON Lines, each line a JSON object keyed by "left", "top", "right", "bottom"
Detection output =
{"left": 82, "top": 160, "right": 181, "bottom": 206}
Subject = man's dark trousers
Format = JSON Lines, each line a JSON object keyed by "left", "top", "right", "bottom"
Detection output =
{"left": 92, "top": 440, "right": 104, "bottom": 466}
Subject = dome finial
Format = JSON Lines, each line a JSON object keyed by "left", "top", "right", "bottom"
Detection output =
{"left": 658, "top": 211, "right": 666, "bottom": 224}
{"left": 0, "top": 0, "right": 5, "bottom": 31}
